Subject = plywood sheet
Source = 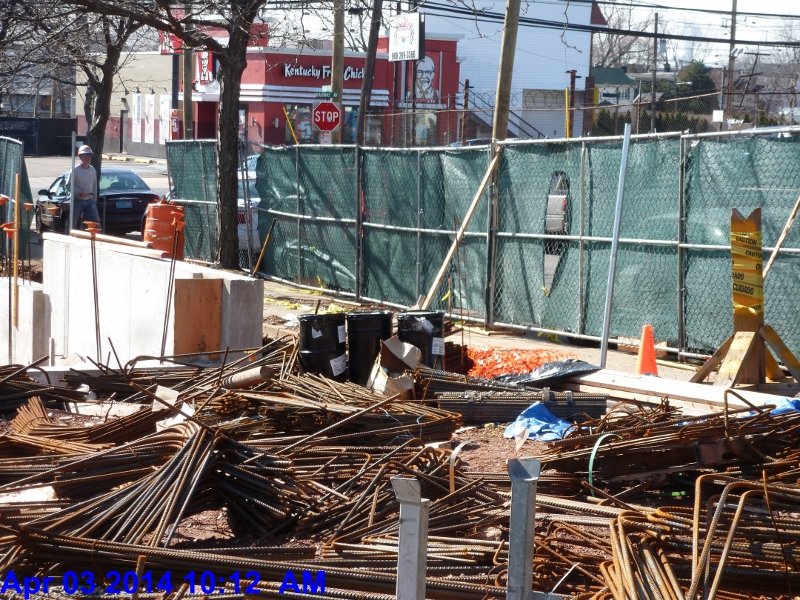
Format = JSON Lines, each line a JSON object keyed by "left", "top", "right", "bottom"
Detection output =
{"left": 173, "top": 278, "right": 222, "bottom": 355}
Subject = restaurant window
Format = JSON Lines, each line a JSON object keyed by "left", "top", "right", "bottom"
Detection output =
{"left": 284, "top": 104, "right": 361, "bottom": 144}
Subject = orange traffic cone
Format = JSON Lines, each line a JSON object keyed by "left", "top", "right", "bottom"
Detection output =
{"left": 636, "top": 324, "right": 658, "bottom": 376}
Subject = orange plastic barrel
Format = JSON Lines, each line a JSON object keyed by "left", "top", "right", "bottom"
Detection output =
{"left": 144, "top": 201, "right": 185, "bottom": 259}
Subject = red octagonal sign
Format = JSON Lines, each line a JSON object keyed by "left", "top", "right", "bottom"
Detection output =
{"left": 312, "top": 101, "right": 342, "bottom": 132}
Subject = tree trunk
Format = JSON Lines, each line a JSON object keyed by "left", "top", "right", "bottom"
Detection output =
{"left": 215, "top": 27, "right": 250, "bottom": 269}
{"left": 84, "top": 50, "right": 120, "bottom": 173}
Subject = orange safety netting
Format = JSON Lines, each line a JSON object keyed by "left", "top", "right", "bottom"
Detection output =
{"left": 466, "top": 348, "right": 576, "bottom": 379}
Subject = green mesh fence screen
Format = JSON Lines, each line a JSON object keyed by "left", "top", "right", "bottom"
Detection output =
{"left": 361, "top": 147, "right": 489, "bottom": 316}
{"left": 166, "top": 140, "right": 218, "bottom": 264}
{"left": 685, "top": 135, "right": 800, "bottom": 354}
{"left": 0, "top": 137, "right": 32, "bottom": 260}
{"left": 582, "top": 138, "right": 681, "bottom": 342}
{"left": 256, "top": 146, "right": 358, "bottom": 292}
{"left": 495, "top": 142, "right": 584, "bottom": 332}
{"left": 168, "top": 129, "right": 800, "bottom": 359}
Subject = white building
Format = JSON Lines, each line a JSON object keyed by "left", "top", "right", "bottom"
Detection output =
{"left": 423, "top": 1, "right": 602, "bottom": 138}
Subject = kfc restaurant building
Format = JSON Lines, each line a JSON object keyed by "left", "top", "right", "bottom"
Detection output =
{"left": 186, "top": 34, "right": 461, "bottom": 148}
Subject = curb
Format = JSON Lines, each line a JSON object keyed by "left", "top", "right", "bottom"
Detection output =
{"left": 102, "top": 153, "right": 167, "bottom": 167}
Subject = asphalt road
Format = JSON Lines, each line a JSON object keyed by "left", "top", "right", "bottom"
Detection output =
{"left": 21, "top": 156, "right": 171, "bottom": 260}
{"left": 26, "top": 156, "right": 170, "bottom": 198}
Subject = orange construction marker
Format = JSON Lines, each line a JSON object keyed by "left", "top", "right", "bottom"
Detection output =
{"left": 636, "top": 323, "right": 658, "bottom": 376}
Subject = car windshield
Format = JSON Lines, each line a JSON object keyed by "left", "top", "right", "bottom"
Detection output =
{"left": 99, "top": 172, "right": 150, "bottom": 192}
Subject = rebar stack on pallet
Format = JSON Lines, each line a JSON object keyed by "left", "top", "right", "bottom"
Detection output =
{"left": 0, "top": 340, "right": 799, "bottom": 598}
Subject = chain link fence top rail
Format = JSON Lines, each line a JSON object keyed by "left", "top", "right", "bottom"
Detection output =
{"left": 1, "top": 137, "right": 32, "bottom": 260}
{"left": 167, "top": 127, "right": 800, "bottom": 359}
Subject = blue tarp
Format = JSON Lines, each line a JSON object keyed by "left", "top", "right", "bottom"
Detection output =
{"left": 504, "top": 401, "right": 571, "bottom": 441}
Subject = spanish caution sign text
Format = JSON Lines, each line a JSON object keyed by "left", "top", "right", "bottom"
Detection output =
{"left": 730, "top": 215, "right": 763, "bottom": 317}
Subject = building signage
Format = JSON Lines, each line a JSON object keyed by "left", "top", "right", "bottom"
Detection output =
{"left": 283, "top": 64, "right": 364, "bottom": 81}
{"left": 388, "top": 12, "right": 424, "bottom": 62}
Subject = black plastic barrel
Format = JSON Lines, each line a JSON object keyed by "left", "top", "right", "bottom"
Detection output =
{"left": 346, "top": 311, "right": 393, "bottom": 386}
{"left": 396, "top": 311, "right": 445, "bottom": 369}
{"left": 298, "top": 313, "right": 347, "bottom": 381}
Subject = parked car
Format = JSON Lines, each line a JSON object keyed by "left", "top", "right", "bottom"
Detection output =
{"left": 36, "top": 168, "right": 159, "bottom": 234}
{"left": 238, "top": 172, "right": 260, "bottom": 252}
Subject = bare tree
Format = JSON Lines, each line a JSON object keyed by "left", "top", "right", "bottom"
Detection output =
{"left": 35, "top": 0, "right": 277, "bottom": 268}
{"left": 592, "top": 5, "right": 654, "bottom": 68}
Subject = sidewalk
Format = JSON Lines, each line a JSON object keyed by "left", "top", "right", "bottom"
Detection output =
{"left": 101, "top": 152, "right": 167, "bottom": 167}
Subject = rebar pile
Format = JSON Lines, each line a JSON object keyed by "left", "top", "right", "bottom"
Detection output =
{"left": 0, "top": 346, "right": 799, "bottom": 599}
{"left": 436, "top": 389, "right": 608, "bottom": 423}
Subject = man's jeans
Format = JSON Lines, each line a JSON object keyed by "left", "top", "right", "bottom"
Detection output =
{"left": 73, "top": 198, "right": 101, "bottom": 230}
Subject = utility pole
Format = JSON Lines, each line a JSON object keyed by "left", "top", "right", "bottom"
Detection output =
{"left": 492, "top": 0, "right": 522, "bottom": 141}
{"left": 331, "top": 0, "right": 345, "bottom": 144}
{"left": 725, "top": 0, "right": 738, "bottom": 123}
{"left": 355, "top": 0, "right": 383, "bottom": 146}
{"left": 566, "top": 70, "right": 578, "bottom": 138}
{"left": 650, "top": 13, "right": 658, "bottom": 133}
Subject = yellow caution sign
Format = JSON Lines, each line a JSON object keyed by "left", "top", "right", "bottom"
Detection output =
{"left": 730, "top": 209, "right": 763, "bottom": 319}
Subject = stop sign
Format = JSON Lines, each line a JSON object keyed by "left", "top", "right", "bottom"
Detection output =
{"left": 312, "top": 101, "right": 342, "bottom": 132}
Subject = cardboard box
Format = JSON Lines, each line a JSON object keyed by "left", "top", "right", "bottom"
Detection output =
{"left": 367, "top": 336, "right": 421, "bottom": 399}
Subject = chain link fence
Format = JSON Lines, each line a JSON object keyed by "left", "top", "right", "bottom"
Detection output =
{"left": 167, "top": 126, "right": 800, "bottom": 358}
{"left": 0, "top": 137, "right": 32, "bottom": 259}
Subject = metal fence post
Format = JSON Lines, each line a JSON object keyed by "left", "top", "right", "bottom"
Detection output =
{"left": 506, "top": 458, "right": 541, "bottom": 600}
{"left": 577, "top": 141, "right": 587, "bottom": 335}
{"left": 677, "top": 135, "right": 687, "bottom": 353}
{"left": 295, "top": 145, "right": 303, "bottom": 284}
{"left": 416, "top": 149, "right": 423, "bottom": 300}
{"left": 355, "top": 144, "right": 363, "bottom": 300}
{"left": 599, "top": 124, "right": 632, "bottom": 368}
{"left": 391, "top": 476, "right": 429, "bottom": 600}
{"left": 485, "top": 143, "right": 501, "bottom": 327}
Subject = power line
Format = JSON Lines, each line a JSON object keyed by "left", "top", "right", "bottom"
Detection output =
{"left": 553, "top": 0, "right": 800, "bottom": 21}
{"left": 420, "top": 2, "right": 800, "bottom": 48}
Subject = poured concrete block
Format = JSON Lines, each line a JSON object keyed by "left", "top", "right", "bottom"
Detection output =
{"left": 41, "top": 233, "right": 264, "bottom": 366}
{"left": 0, "top": 279, "right": 46, "bottom": 365}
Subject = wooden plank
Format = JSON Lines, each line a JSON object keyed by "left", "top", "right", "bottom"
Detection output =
{"left": 173, "top": 278, "right": 222, "bottom": 355}
{"left": 569, "top": 369, "right": 782, "bottom": 411}
{"left": 763, "top": 192, "right": 800, "bottom": 279}
{"left": 761, "top": 325, "right": 800, "bottom": 382}
{"left": 764, "top": 348, "right": 785, "bottom": 382}
{"left": 713, "top": 331, "right": 757, "bottom": 387}
{"left": 690, "top": 335, "right": 733, "bottom": 383}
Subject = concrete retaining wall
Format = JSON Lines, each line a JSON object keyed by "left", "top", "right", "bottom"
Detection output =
{"left": 42, "top": 233, "right": 263, "bottom": 366}
{"left": 0, "top": 279, "right": 46, "bottom": 365}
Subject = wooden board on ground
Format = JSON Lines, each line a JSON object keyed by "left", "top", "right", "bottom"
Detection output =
{"left": 565, "top": 369, "right": 785, "bottom": 414}
{"left": 173, "top": 278, "right": 222, "bottom": 355}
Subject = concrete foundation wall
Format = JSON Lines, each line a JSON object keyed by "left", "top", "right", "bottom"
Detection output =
{"left": 0, "top": 279, "right": 46, "bottom": 365}
{"left": 42, "top": 233, "right": 263, "bottom": 366}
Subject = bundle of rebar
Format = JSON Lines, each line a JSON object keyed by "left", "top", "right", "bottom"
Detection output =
{"left": 436, "top": 389, "right": 608, "bottom": 423}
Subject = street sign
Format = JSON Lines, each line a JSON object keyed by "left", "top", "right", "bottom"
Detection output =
{"left": 316, "top": 91, "right": 335, "bottom": 98}
{"left": 312, "top": 101, "right": 342, "bottom": 132}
